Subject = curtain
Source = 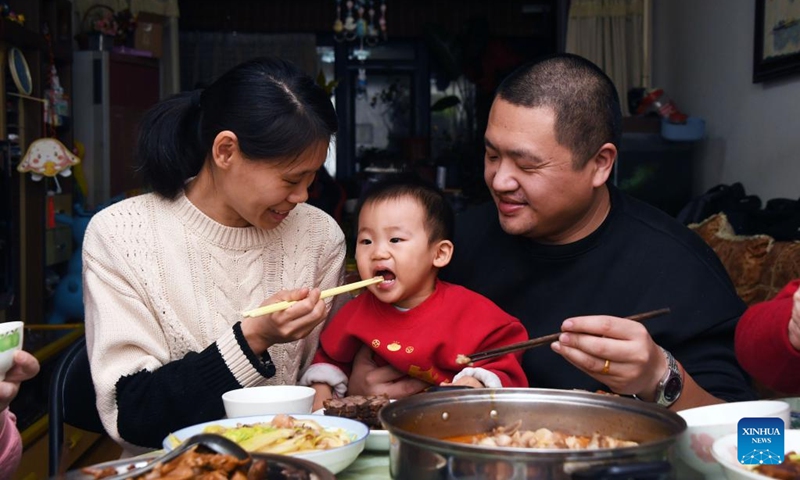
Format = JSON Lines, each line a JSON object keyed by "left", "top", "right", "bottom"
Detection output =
{"left": 179, "top": 32, "right": 319, "bottom": 92}
{"left": 566, "top": 0, "right": 644, "bottom": 115}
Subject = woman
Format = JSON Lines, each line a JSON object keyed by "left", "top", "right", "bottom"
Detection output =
{"left": 83, "top": 57, "right": 345, "bottom": 452}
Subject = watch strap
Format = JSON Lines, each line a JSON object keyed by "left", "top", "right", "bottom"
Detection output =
{"left": 632, "top": 347, "right": 683, "bottom": 407}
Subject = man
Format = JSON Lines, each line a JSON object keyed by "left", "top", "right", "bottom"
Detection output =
{"left": 350, "top": 53, "right": 754, "bottom": 408}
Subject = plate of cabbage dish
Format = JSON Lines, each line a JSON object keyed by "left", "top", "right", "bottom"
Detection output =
{"left": 163, "top": 413, "right": 368, "bottom": 474}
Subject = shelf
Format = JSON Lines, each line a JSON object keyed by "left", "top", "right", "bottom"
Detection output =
{"left": 0, "top": 18, "right": 45, "bottom": 50}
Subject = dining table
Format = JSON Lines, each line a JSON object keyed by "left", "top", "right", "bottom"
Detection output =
{"left": 337, "top": 450, "right": 391, "bottom": 479}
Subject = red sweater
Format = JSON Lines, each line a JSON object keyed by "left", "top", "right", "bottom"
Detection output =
{"left": 313, "top": 281, "right": 529, "bottom": 387}
{"left": 735, "top": 280, "right": 800, "bottom": 394}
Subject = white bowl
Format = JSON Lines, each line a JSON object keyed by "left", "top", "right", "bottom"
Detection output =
{"left": 711, "top": 429, "right": 800, "bottom": 479}
{"left": 676, "top": 400, "right": 791, "bottom": 478}
{"left": 0, "top": 321, "right": 23, "bottom": 381}
{"left": 163, "top": 414, "right": 368, "bottom": 474}
{"left": 777, "top": 397, "right": 800, "bottom": 429}
{"left": 222, "top": 385, "right": 315, "bottom": 418}
{"left": 313, "top": 401, "right": 394, "bottom": 452}
{"left": 365, "top": 429, "right": 390, "bottom": 451}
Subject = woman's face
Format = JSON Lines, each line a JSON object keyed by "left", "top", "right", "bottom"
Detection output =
{"left": 217, "top": 139, "right": 330, "bottom": 229}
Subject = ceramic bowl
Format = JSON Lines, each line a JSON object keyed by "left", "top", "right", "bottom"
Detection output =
{"left": 0, "top": 321, "right": 23, "bottom": 382}
{"left": 313, "top": 399, "right": 394, "bottom": 452}
{"left": 711, "top": 429, "right": 800, "bottom": 480}
{"left": 222, "top": 385, "right": 315, "bottom": 418}
{"left": 676, "top": 400, "right": 790, "bottom": 478}
{"left": 163, "top": 414, "right": 368, "bottom": 474}
{"left": 777, "top": 397, "right": 800, "bottom": 429}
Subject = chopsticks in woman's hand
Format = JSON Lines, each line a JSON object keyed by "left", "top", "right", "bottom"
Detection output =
{"left": 455, "top": 308, "right": 671, "bottom": 366}
{"left": 241, "top": 276, "right": 384, "bottom": 318}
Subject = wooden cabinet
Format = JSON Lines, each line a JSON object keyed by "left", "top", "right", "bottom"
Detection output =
{"left": 0, "top": 0, "right": 72, "bottom": 326}
{"left": 73, "top": 52, "right": 159, "bottom": 208}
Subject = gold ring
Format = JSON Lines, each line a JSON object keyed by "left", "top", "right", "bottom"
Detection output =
{"left": 601, "top": 359, "right": 611, "bottom": 375}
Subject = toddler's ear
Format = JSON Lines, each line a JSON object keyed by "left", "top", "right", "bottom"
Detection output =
{"left": 432, "top": 240, "right": 454, "bottom": 268}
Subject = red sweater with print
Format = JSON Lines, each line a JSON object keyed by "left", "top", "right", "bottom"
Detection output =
{"left": 312, "top": 281, "right": 528, "bottom": 387}
{"left": 735, "top": 279, "right": 800, "bottom": 394}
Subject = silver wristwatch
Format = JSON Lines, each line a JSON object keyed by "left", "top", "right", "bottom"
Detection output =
{"left": 635, "top": 347, "right": 683, "bottom": 407}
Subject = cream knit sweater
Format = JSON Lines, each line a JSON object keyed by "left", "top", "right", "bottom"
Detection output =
{"left": 82, "top": 191, "right": 345, "bottom": 451}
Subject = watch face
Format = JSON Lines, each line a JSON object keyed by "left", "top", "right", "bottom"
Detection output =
{"left": 663, "top": 376, "right": 682, "bottom": 402}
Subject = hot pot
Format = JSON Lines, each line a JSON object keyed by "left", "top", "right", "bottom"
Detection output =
{"left": 379, "top": 388, "right": 686, "bottom": 480}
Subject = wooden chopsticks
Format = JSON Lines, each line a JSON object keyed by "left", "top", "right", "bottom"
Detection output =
{"left": 456, "top": 308, "right": 671, "bottom": 366}
{"left": 241, "top": 276, "right": 384, "bottom": 318}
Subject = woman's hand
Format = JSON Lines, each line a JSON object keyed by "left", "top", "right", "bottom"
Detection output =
{"left": 550, "top": 315, "right": 665, "bottom": 399}
{"left": 789, "top": 287, "right": 800, "bottom": 351}
{"left": 0, "top": 350, "right": 40, "bottom": 412}
{"left": 241, "top": 287, "right": 327, "bottom": 355}
{"left": 347, "top": 345, "right": 428, "bottom": 398}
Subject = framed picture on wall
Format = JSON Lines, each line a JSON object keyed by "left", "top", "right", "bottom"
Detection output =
{"left": 754, "top": 0, "right": 800, "bottom": 82}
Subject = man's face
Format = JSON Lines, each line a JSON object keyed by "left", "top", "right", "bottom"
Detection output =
{"left": 483, "top": 99, "right": 606, "bottom": 244}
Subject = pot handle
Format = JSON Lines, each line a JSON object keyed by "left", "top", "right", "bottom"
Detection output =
{"left": 570, "top": 460, "right": 672, "bottom": 480}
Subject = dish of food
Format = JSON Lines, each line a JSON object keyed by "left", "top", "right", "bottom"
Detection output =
{"left": 164, "top": 414, "right": 368, "bottom": 474}
{"left": 443, "top": 420, "right": 639, "bottom": 450}
{"left": 67, "top": 450, "right": 335, "bottom": 480}
{"left": 712, "top": 429, "right": 800, "bottom": 480}
{"left": 317, "top": 394, "right": 392, "bottom": 451}
{"left": 753, "top": 451, "right": 800, "bottom": 479}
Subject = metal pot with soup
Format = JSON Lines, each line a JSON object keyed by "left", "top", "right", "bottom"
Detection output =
{"left": 379, "top": 388, "right": 686, "bottom": 480}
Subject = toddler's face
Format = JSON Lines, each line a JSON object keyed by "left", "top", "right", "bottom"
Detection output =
{"left": 355, "top": 196, "right": 441, "bottom": 309}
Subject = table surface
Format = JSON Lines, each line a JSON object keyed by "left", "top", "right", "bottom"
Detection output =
{"left": 338, "top": 451, "right": 390, "bottom": 479}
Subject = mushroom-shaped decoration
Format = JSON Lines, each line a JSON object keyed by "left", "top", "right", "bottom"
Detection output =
{"left": 17, "top": 138, "right": 80, "bottom": 181}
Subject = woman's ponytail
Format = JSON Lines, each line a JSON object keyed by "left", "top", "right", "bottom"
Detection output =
{"left": 135, "top": 90, "right": 207, "bottom": 199}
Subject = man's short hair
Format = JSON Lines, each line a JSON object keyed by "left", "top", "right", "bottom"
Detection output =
{"left": 495, "top": 53, "right": 622, "bottom": 168}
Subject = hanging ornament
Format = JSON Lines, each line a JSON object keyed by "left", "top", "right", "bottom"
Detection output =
{"left": 333, "top": 0, "right": 343, "bottom": 34}
{"left": 17, "top": 138, "right": 81, "bottom": 193}
{"left": 379, "top": 0, "right": 387, "bottom": 40}
{"left": 356, "top": 68, "right": 368, "bottom": 100}
{"left": 344, "top": 0, "right": 357, "bottom": 40}
{"left": 334, "top": 0, "right": 386, "bottom": 46}
{"left": 355, "top": 2, "right": 367, "bottom": 40}
{"left": 366, "top": 0, "right": 379, "bottom": 45}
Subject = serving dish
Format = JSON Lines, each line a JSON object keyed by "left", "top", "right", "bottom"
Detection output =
{"left": 313, "top": 401, "right": 392, "bottom": 452}
{"left": 711, "top": 428, "right": 800, "bottom": 480}
{"left": 163, "top": 414, "right": 368, "bottom": 474}
{"left": 380, "top": 388, "right": 686, "bottom": 480}
{"left": 675, "top": 400, "right": 790, "bottom": 478}
{"left": 60, "top": 451, "right": 336, "bottom": 480}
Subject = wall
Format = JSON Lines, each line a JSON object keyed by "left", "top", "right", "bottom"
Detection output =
{"left": 652, "top": 0, "right": 800, "bottom": 201}
{"left": 178, "top": 0, "right": 555, "bottom": 38}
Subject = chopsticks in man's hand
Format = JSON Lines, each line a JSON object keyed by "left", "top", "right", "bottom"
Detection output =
{"left": 456, "top": 308, "right": 671, "bottom": 366}
{"left": 242, "top": 276, "right": 384, "bottom": 318}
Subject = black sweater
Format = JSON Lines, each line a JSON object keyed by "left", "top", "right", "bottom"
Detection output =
{"left": 442, "top": 186, "right": 755, "bottom": 401}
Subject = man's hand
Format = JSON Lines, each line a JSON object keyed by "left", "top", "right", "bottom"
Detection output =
{"left": 789, "top": 287, "right": 800, "bottom": 351}
{"left": 347, "top": 345, "right": 427, "bottom": 398}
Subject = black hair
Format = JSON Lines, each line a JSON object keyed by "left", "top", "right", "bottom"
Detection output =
{"left": 357, "top": 174, "right": 454, "bottom": 243}
{"left": 136, "top": 57, "right": 338, "bottom": 198}
{"left": 495, "top": 53, "right": 622, "bottom": 168}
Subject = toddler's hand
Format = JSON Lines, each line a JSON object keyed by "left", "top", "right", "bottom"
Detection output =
{"left": 441, "top": 376, "right": 483, "bottom": 388}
